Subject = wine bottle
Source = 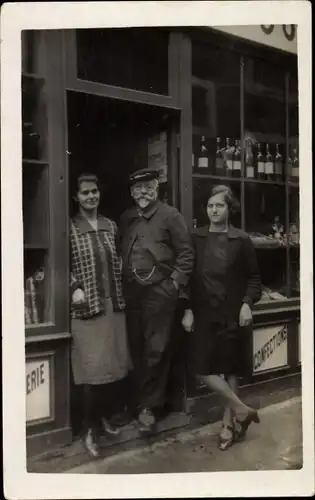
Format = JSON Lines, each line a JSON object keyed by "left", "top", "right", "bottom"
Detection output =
{"left": 256, "top": 143, "right": 265, "bottom": 180}
{"left": 215, "top": 137, "right": 225, "bottom": 176}
{"left": 287, "top": 146, "right": 293, "bottom": 180}
{"left": 245, "top": 138, "right": 255, "bottom": 179}
{"left": 197, "top": 136, "right": 209, "bottom": 170}
{"left": 265, "top": 143, "right": 274, "bottom": 181}
{"left": 275, "top": 143, "right": 283, "bottom": 182}
{"left": 225, "top": 137, "right": 233, "bottom": 177}
{"left": 292, "top": 147, "right": 299, "bottom": 181}
{"left": 233, "top": 139, "right": 241, "bottom": 178}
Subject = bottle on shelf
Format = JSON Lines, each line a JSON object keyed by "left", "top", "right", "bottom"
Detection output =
{"left": 287, "top": 146, "right": 293, "bottom": 179}
{"left": 192, "top": 218, "right": 197, "bottom": 229}
{"left": 245, "top": 138, "right": 255, "bottom": 179}
{"left": 265, "top": 143, "right": 275, "bottom": 181}
{"left": 197, "top": 136, "right": 209, "bottom": 170}
{"left": 215, "top": 137, "right": 225, "bottom": 176}
{"left": 256, "top": 143, "right": 265, "bottom": 180}
{"left": 274, "top": 143, "right": 283, "bottom": 182}
{"left": 232, "top": 139, "right": 241, "bottom": 178}
{"left": 291, "top": 147, "right": 299, "bottom": 181}
{"left": 224, "top": 137, "right": 233, "bottom": 177}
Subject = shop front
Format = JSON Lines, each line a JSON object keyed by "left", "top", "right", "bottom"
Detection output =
{"left": 22, "top": 25, "right": 300, "bottom": 457}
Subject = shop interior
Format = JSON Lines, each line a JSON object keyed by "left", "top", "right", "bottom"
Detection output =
{"left": 66, "top": 91, "right": 183, "bottom": 434}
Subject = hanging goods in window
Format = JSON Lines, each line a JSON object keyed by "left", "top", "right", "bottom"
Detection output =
{"left": 275, "top": 143, "right": 283, "bottom": 182}
{"left": 224, "top": 137, "right": 233, "bottom": 176}
{"left": 291, "top": 147, "right": 299, "bottom": 180}
{"left": 257, "top": 143, "right": 266, "bottom": 180}
{"left": 265, "top": 143, "right": 275, "bottom": 181}
{"left": 197, "top": 136, "right": 209, "bottom": 169}
{"left": 215, "top": 137, "right": 225, "bottom": 176}
{"left": 232, "top": 139, "right": 241, "bottom": 178}
{"left": 245, "top": 138, "right": 255, "bottom": 179}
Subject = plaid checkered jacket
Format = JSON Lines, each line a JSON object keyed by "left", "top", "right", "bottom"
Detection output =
{"left": 70, "top": 214, "right": 125, "bottom": 319}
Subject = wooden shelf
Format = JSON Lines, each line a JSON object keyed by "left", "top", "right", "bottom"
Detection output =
{"left": 22, "top": 72, "right": 45, "bottom": 83}
{"left": 192, "top": 173, "right": 286, "bottom": 185}
{"left": 23, "top": 159, "right": 49, "bottom": 166}
{"left": 24, "top": 244, "right": 49, "bottom": 250}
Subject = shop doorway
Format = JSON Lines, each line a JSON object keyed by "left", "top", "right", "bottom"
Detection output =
{"left": 67, "top": 91, "right": 185, "bottom": 436}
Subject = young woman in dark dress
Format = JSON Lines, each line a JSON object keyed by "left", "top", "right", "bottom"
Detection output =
{"left": 182, "top": 185, "right": 262, "bottom": 450}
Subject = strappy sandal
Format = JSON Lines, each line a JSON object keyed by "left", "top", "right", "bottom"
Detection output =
{"left": 218, "top": 424, "right": 234, "bottom": 451}
{"left": 234, "top": 410, "right": 260, "bottom": 442}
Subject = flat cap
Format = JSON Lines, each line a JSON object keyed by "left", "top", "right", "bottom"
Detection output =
{"left": 129, "top": 167, "right": 159, "bottom": 185}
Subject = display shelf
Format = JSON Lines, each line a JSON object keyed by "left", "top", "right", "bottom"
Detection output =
{"left": 191, "top": 173, "right": 286, "bottom": 185}
{"left": 23, "top": 159, "right": 49, "bottom": 166}
{"left": 22, "top": 72, "right": 46, "bottom": 82}
{"left": 24, "top": 244, "right": 49, "bottom": 251}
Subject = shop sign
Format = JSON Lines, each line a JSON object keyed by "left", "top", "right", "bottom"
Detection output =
{"left": 148, "top": 131, "right": 168, "bottom": 183}
{"left": 26, "top": 358, "right": 51, "bottom": 423}
{"left": 212, "top": 25, "right": 297, "bottom": 54}
{"left": 253, "top": 324, "right": 288, "bottom": 373}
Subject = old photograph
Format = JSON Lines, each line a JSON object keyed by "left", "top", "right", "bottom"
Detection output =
{"left": 1, "top": 1, "right": 313, "bottom": 498}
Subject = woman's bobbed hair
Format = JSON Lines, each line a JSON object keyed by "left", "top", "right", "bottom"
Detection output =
{"left": 209, "top": 185, "right": 240, "bottom": 214}
{"left": 76, "top": 173, "right": 100, "bottom": 192}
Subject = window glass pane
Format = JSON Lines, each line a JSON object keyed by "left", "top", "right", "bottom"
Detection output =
{"left": 76, "top": 28, "right": 169, "bottom": 95}
{"left": 23, "top": 165, "right": 51, "bottom": 326}
{"left": 245, "top": 183, "right": 288, "bottom": 301}
{"left": 244, "top": 56, "right": 285, "bottom": 182}
{"left": 192, "top": 42, "right": 240, "bottom": 177}
{"left": 22, "top": 75, "right": 48, "bottom": 162}
{"left": 193, "top": 178, "right": 241, "bottom": 229}
{"left": 288, "top": 186, "right": 300, "bottom": 297}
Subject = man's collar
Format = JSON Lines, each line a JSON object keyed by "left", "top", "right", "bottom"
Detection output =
{"left": 73, "top": 213, "right": 111, "bottom": 234}
{"left": 193, "top": 224, "right": 240, "bottom": 239}
{"left": 137, "top": 200, "right": 160, "bottom": 220}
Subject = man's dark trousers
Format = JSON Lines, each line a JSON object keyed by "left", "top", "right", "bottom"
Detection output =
{"left": 125, "top": 278, "right": 178, "bottom": 415}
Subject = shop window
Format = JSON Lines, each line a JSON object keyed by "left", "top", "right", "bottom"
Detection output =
{"left": 76, "top": 28, "right": 169, "bottom": 95}
{"left": 22, "top": 44, "right": 51, "bottom": 329}
{"left": 191, "top": 43, "right": 241, "bottom": 177}
{"left": 190, "top": 38, "right": 299, "bottom": 304}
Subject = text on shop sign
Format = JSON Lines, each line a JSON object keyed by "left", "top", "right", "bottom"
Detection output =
{"left": 26, "top": 359, "right": 51, "bottom": 423}
{"left": 261, "top": 25, "right": 296, "bottom": 42}
{"left": 253, "top": 325, "right": 288, "bottom": 372}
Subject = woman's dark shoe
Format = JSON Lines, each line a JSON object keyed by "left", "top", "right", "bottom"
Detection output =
{"left": 234, "top": 410, "right": 260, "bottom": 441}
{"left": 83, "top": 429, "right": 100, "bottom": 459}
{"left": 218, "top": 424, "right": 234, "bottom": 451}
{"left": 101, "top": 417, "right": 121, "bottom": 437}
{"left": 138, "top": 407, "right": 156, "bottom": 435}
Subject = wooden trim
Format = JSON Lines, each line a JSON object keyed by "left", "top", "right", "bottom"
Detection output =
{"left": 63, "top": 29, "right": 78, "bottom": 86}
{"left": 26, "top": 426, "right": 72, "bottom": 459}
{"left": 65, "top": 79, "right": 179, "bottom": 109}
{"left": 178, "top": 34, "right": 193, "bottom": 225}
{"left": 240, "top": 56, "right": 245, "bottom": 230}
{"left": 26, "top": 331, "right": 71, "bottom": 344}
{"left": 168, "top": 32, "right": 181, "bottom": 106}
{"left": 45, "top": 30, "right": 70, "bottom": 334}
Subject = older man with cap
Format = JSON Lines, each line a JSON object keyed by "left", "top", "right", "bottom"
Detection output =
{"left": 120, "top": 167, "right": 194, "bottom": 434}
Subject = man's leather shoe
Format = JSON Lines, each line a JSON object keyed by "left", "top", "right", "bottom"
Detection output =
{"left": 138, "top": 408, "right": 157, "bottom": 434}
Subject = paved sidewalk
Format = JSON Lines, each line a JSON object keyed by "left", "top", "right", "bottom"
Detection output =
{"left": 67, "top": 396, "right": 302, "bottom": 474}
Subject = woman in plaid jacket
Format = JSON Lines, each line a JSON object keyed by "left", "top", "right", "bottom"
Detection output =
{"left": 71, "top": 173, "right": 130, "bottom": 459}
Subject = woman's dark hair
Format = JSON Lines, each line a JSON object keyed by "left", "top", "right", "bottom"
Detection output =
{"left": 76, "top": 173, "right": 100, "bottom": 192}
{"left": 209, "top": 185, "right": 240, "bottom": 214}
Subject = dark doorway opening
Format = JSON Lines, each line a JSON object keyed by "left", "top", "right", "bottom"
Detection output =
{"left": 67, "top": 91, "right": 184, "bottom": 437}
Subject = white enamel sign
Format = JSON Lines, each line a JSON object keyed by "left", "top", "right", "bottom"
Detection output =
{"left": 253, "top": 324, "right": 288, "bottom": 373}
{"left": 26, "top": 358, "right": 51, "bottom": 423}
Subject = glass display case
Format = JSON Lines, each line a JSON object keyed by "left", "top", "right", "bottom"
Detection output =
{"left": 191, "top": 40, "right": 299, "bottom": 304}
